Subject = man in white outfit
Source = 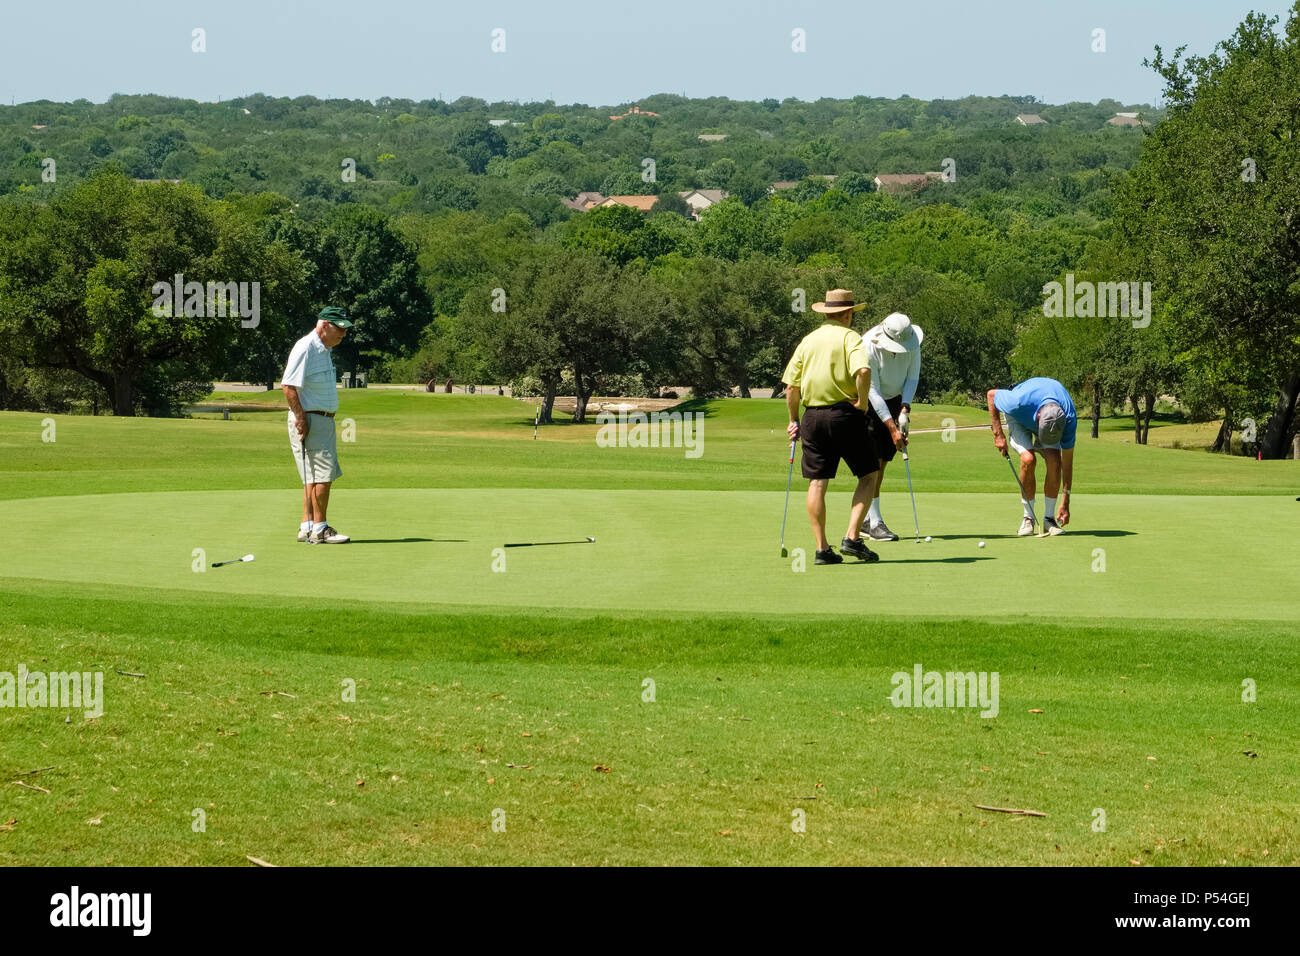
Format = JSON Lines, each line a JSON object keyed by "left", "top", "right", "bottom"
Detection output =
{"left": 860, "top": 312, "right": 923, "bottom": 542}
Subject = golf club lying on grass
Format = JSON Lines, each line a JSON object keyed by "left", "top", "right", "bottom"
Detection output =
{"left": 212, "top": 554, "right": 255, "bottom": 567}
{"left": 779, "top": 438, "right": 796, "bottom": 557}
{"left": 504, "top": 537, "right": 595, "bottom": 548}
{"left": 901, "top": 450, "right": 922, "bottom": 544}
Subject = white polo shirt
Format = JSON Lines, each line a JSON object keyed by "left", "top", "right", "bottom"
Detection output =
{"left": 281, "top": 330, "right": 339, "bottom": 413}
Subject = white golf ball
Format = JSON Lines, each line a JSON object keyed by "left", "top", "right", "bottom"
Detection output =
{"left": 925, "top": 536, "right": 932, "bottom": 542}
{"left": 978, "top": 541, "right": 986, "bottom": 549}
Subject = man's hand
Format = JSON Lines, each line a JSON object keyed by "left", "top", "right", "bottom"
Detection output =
{"left": 993, "top": 432, "right": 1007, "bottom": 457}
{"left": 787, "top": 420, "right": 799, "bottom": 441}
{"left": 1057, "top": 493, "right": 1070, "bottom": 527}
{"left": 295, "top": 414, "right": 309, "bottom": 441}
{"left": 898, "top": 409, "right": 910, "bottom": 440}
{"left": 887, "top": 419, "right": 906, "bottom": 451}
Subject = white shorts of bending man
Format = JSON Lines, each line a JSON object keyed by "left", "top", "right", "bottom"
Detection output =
{"left": 859, "top": 312, "right": 923, "bottom": 542}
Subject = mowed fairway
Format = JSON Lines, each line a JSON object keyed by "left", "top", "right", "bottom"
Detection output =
{"left": 1, "top": 393, "right": 1297, "bottom": 866}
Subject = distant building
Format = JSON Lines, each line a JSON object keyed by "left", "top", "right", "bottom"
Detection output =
{"left": 133, "top": 179, "right": 183, "bottom": 185}
{"left": 30, "top": 125, "right": 47, "bottom": 131}
{"left": 488, "top": 119, "right": 510, "bottom": 127}
{"left": 768, "top": 181, "right": 799, "bottom": 194}
{"left": 561, "top": 191, "right": 606, "bottom": 212}
{"left": 597, "top": 195, "right": 661, "bottom": 212}
{"left": 873, "top": 172, "right": 944, "bottom": 194}
{"left": 678, "top": 189, "right": 728, "bottom": 219}
{"left": 697, "top": 133, "right": 727, "bottom": 142}
{"left": 610, "top": 105, "right": 660, "bottom": 120}
{"left": 1107, "top": 112, "right": 1150, "bottom": 127}
{"left": 1016, "top": 113, "right": 1046, "bottom": 126}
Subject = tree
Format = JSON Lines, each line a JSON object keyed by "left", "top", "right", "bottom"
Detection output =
{"left": 0, "top": 170, "right": 301, "bottom": 414}
{"left": 288, "top": 206, "right": 431, "bottom": 377}
{"left": 1114, "top": 7, "right": 1300, "bottom": 458}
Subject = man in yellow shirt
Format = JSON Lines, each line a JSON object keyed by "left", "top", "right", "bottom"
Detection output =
{"left": 782, "top": 289, "right": 880, "bottom": 565}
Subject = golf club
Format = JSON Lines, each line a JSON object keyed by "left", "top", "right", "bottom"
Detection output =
{"left": 503, "top": 537, "right": 595, "bottom": 548}
{"left": 779, "top": 438, "right": 796, "bottom": 557}
{"left": 533, "top": 406, "right": 540, "bottom": 439}
{"left": 213, "top": 554, "right": 255, "bottom": 567}
{"left": 901, "top": 450, "right": 922, "bottom": 544}
{"left": 1004, "top": 451, "right": 1038, "bottom": 529}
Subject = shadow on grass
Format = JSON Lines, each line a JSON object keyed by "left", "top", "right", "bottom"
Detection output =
{"left": 347, "top": 537, "right": 464, "bottom": 544}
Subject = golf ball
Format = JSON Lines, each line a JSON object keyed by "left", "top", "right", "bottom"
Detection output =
{"left": 978, "top": 541, "right": 986, "bottom": 548}
{"left": 925, "top": 536, "right": 932, "bottom": 542}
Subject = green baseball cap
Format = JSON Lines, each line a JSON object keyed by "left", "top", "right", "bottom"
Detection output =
{"left": 318, "top": 306, "right": 353, "bottom": 329}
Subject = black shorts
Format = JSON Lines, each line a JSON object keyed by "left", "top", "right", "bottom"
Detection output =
{"left": 800, "top": 402, "right": 878, "bottom": 480}
{"left": 869, "top": 395, "right": 904, "bottom": 465}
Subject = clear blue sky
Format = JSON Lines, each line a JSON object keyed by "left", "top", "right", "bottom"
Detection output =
{"left": 0, "top": 0, "right": 1291, "bottom": 107}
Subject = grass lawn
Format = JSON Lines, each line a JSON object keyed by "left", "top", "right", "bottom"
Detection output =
{"left": 1, "top": 393, "right": 1296, "bottom": 865}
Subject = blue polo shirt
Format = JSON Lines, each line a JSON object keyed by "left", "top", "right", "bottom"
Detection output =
{"left": 994, "top": 378, "right": 1077, "bottom": 450}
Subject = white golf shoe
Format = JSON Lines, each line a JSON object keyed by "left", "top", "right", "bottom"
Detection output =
{"left": 1042, "top": 516, "right": 1064, "bottom": 536}
{"left": 309, "top": 525, "right": 351, "bottom": 544}
{"left": 1017, "top": 516, "right": 1037, "bottom": 537}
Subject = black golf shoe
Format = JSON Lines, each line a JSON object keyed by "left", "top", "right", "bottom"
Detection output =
{"left": 840, "top": 537, "right": 880, "bottom": 562}
{"left": 814, "top": 548, "right": 844, "bottom": 565}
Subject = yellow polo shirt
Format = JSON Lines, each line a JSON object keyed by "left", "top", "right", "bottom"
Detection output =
{"left": 782, "top": 322, "right": 868, "bottom": 408}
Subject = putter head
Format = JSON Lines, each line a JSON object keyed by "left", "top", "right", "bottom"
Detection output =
{"left": 780, "top": 546, "right": 788, "bottom": 558}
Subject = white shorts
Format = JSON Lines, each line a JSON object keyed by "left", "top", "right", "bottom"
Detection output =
{"left": 288, "top": 411, "right": 342, "bottom": 484}
{"left": 1006, "top": 417, "right": 1042, "bottom": 457}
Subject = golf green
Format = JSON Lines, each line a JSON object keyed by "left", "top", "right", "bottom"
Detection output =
{"left": 1, "top": 488, "right": 1294, "bottom": 620}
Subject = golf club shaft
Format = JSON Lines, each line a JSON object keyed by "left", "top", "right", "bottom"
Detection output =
{"left": 503, "top": 538, "right": 594, "bottom": 548}
{"left": 902, "top": 451, "right": 921, "bottom": 540}
{"left": 1005, "top": 453, "right": 1036, "bottom": 522}
{"left": 779, "top": 439, "right": 795, "bottom": 550}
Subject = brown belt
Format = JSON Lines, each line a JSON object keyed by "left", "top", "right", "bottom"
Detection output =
{"left": 306, "top": 410, "right": 335, "bottom": 418}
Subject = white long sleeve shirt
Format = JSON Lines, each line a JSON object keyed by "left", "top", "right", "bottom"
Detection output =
{"left": 865, "top": 335, "right": 921, "bottom": 423}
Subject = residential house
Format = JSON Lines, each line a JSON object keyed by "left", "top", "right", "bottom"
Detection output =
{"left": 1107, "top": 112, "right": 1150, "bottom": 127}
{"left": 609, "top": 105, "right": 660, "bottom": 120}
{"left": 596, "top": 195, "right": 661, "bottom": 212}
{"left": 560, "top": 191, "right": 606, "bottom": 212}
{"left": 1016, "top": 113, "right": 1046, "bottom": 126}
{"left": 873, "top": 172, "right": 944, "bottom": 194}
{"left": 697, "top": 134, "right": 727, "bottom": 142}
{"left": 678, "top": 189, "right": 728, "bottom": 219}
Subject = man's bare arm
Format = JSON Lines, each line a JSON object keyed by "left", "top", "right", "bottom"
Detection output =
{"left": 283, "top": 384, "right": 307, "bottom": 437}
{"left": 987, "top": 388, "right": 1008, "bottom": 455}
{"left": 785, "top": 385, "right": 801, "bottom": 439}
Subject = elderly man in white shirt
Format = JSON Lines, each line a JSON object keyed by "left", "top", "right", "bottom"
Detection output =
{"left": 282, "top": 306, "right": 353, "bottom": 544}
{"left": 860, "top": 312, "right": 923, "bottom": 542}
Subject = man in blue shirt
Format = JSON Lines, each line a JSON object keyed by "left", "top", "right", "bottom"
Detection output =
{"left": 986, "top": 377, "right": 1076, "bottom": 536}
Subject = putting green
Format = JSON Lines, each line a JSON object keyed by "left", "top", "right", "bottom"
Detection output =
{"left": 3, "top": 489, "right": 1294, "bottom": 620}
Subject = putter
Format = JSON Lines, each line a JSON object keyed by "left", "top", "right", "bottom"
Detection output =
{"left": 533, "top": 406, "right": 540, "bottom": 439}
{"left": 779, "top": 438, "right": 796, "bottom": 557}
{"left": 901, "top": 450, "right": 921, "bottom": 543}
{"left": 1004, "top": 452, "right": 1039, "bottom": 530}
{"left": 213, "top": 554, "right": 255, "bottom": 567}
{"left": 504, "top": 537, "right": 595, "bottom": 548}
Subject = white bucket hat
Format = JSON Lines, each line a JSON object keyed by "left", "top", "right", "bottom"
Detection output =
{"left": 870, "top": 312, "right": 924, "bottom": 353}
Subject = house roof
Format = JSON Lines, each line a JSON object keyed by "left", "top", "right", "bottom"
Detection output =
{"left": 679, "top": 189, "right": 728, "bottom": 203}
{"left": 600, "top": 195, "right": 661, "bottom": 212}
{"left": 1016, "top": 113, "right": 1046, "bottom": 125}
{"left": 609, "top": 105, "right": 660, "bottom": 120}
{"left": 769, "top": 181, "right": 798, "bottom": 190}
{"left": 873, "top": 173, "right": 942, "bottom": 192}
{"left": 697, "top": 134, "right": 727, "bottom": 141}
{"left": 561, "top": 191, "right": 606, "bottom": 211}
{"left": 1107, "top": 113, "right": 1149, "bottom": 127}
